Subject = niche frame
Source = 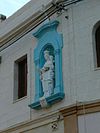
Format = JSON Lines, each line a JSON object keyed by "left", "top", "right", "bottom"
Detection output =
{"left": 29, "top": 20, "right": 64, "bottom": 109}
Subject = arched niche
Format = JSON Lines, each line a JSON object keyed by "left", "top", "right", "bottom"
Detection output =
{"left": 29, "top": 20, "right": 64, "bottom": 109}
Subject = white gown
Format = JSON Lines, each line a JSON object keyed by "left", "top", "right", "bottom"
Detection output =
{"left": 40, "top": 60, "right": 54, "bottom": 97}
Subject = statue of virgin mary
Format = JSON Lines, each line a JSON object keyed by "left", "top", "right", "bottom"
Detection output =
{"left": 40, "top": 50, "right": 54, "bottom": 97}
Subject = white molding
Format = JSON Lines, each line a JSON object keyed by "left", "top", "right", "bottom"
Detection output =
{"left": 0, "top": 111, "right": 62, "bottom": 133}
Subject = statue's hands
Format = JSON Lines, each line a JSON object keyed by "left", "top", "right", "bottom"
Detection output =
{"left": 43, "top": 67, "right": 49, "bottom": 72}
{"left": 40, "top": 67, "right": 49, "bottom": 74}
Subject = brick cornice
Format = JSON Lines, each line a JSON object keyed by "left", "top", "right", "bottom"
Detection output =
{"left": 60, "top": 100, "right": 100, "bottom": 117}
{"left": 1, "top": 100, "right": 99, "bottom": 132}
{"left": 60, "top": 105, "right": 77, "bottom": 117}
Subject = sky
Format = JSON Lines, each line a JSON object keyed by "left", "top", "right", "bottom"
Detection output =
{"left": 0, "top": 0, "right": 30, "bottom": 18}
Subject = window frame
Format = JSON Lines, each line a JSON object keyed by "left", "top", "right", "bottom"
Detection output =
{"left": 13, "top": 54, "right": 27, "bottom": 101}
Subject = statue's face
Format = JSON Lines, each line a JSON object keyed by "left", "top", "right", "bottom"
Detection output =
{"left": 44, "top": 53, "right": 49, "bottom": 60}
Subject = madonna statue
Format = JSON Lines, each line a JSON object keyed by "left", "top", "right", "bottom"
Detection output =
{"left": 40, "top": 50, "right": 54, "bottom": 98}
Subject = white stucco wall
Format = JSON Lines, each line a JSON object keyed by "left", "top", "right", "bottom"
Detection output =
{"left": 25, "top": 120, "right": 64, "bottom": 133}
{"left": 69, "top": 0, "right": 100, "bottom": 102}
{"left": 0, "top": 30, "right": 35, "bottom": 130}
{"left": 56, "top": 0, "right": 100, "bottom": 105}
{"left": 78, "top": 112, "right": 100, "bottom": 133}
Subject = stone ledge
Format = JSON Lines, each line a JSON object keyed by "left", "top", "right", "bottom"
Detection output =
{"left": 29, "top": 92, "right": 65, "bottom": 109}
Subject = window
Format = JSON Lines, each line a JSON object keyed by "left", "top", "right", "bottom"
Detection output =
{"left": 14, "top": 55, "right": 27, "bottom": 100}
{"left": 95, "top": 26, "right": 100, "bottom": 67}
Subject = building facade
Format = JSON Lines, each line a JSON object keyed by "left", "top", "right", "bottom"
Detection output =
{"left": 0, "top": 0, "right": 100, "bottom": 133}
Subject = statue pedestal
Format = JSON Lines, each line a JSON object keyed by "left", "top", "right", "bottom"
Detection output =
{"left": 29, "top": 92, "right": 65, "bottom": 109}
{"left": 39, "top": 96, "right": 48, "bottom": 108}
